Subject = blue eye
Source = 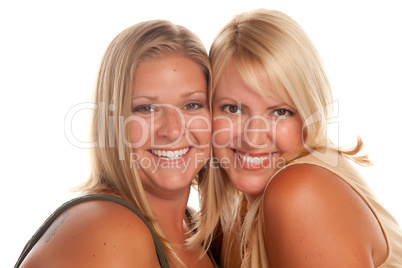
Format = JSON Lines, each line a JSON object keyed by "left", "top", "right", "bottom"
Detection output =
{"left": 221, "top": 104, "right": 241, "bottom": 114}
{"left": 132, "top": 105, "right": 155, "bottom": 114}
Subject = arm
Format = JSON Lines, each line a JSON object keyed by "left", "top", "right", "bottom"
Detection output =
{"left": 263, "top": 164, "right": 387, "bottom": 267}
{"left": 20, "top": 200, "right": 161, "bottom": 268}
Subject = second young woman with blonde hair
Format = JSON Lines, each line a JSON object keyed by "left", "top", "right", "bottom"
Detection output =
{"left": 198, "top": 8, "right": 402, "bottom": 267}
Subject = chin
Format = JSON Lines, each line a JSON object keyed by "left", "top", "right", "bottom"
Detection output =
{"left": 230, "top": 175, "right": 268, "bottom": 196}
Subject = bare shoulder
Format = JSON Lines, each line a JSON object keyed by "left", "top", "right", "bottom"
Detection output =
{"left": 264, "top": 163, "right": 369, "bottom": 209}
{"left": 262, "top": 164, "right": 387, "bottom": 267}
{"left": 21, "top": 200, "right": 160, "bottom": 268}
{"left": 264, "top": 164, "right": 345, "bottom": 203}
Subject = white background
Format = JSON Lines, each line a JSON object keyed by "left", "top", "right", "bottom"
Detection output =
{"left": 1, "top": 0, "right": 401, "bottom": 266}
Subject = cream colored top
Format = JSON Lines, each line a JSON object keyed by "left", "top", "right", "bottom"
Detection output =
{"left": 256, "top": 149, "right": 402, "bottom": 267}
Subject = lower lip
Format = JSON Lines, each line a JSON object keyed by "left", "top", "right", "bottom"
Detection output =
{"left": 234, "top": 150, "right": 274, "bottom": 171}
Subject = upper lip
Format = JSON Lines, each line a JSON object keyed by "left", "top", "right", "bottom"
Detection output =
{"left": 234, "top": 149, "right": 276, "bottom": 163}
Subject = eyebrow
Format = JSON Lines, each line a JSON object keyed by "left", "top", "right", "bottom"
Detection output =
{"left": 213, "top": 97, "right": 251, "bottom": 110}
{"left": 214, "top": 97, "right": 293, "bottom": 110}
{"left": 182, "top": 90, "right": 207, "bottom": 97}
{"left": 213, "top": 97, "right": 241, "bottom": 105}
{"left": 132, "top": 90, "right": 207, "bottom": 100}
{"left": 131, "top": 95, "right": 158, "bottom": 101}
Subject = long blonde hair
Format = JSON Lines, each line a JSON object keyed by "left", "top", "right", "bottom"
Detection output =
{"left": 75, "top": 19, "right": 212, "bottom": 263}
{"left": 209, "top": 9, "right": 371, "bottom": 267}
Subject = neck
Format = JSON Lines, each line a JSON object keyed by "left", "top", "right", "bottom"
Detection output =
{"left": 246, "top": 193, "right": 258, "bottom": 204}
{"left": 145, "top": 188, "right": 191, "bottom": 234}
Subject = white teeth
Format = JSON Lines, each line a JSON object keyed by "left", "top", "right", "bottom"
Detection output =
{"left": 235, "top": 151, "right": 273, "bottom": 163}
{"left": 151, "top": 148, "right": 189, "bottom": 160}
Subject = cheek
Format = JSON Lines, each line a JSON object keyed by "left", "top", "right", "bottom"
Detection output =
{"left": 185, "top": 113, "right": 211, "bottom": 145}
{"left": 274, "top": 122, "right": 303, "bottom": 150}
{"left": 128, "top": 117, "right": 150, "bottom": 146}
{"left": 212, "top": 118, "right": 238, "bottom": 148}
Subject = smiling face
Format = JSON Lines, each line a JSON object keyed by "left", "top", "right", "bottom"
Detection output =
{"left": 129, "top": 53, "right": 211, "bottom": 198}
{"left": 212, "top": 61, "right": 304, "bottom": 203}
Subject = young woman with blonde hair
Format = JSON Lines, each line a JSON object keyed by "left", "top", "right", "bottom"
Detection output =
{"left": 201, "top": 9, "right": 402, "bottom": 267}
{"left": 16, "top": 20, "right": 218, "bottom": 268}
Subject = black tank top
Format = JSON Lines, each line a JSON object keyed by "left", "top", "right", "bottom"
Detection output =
{"left": 15, "top": 194, "right": 217, "bottom": 267}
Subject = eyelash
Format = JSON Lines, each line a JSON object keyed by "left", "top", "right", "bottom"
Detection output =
{"left": 220, "top": 104, "right": 241, "bottom": 114}
{"left": 273, "top": 109, "right": 294, "bottom": 117}
{"left": 132, "top": 102, "right": 203, "bottom": 114}
{"left": 184, "top": 102, "right": 203, "bottom": 110}
{"left": 220, "top": 105, "right": 295, "bottom": 117}
{"left": 132, "top": 105, "right": 155, "bottom": 114}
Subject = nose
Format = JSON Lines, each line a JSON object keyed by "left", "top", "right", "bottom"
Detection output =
{"left": 242, "top": 116, "right": 270, "bottom": 149}
{"left": 155, "top": 105, "right": 184, "bottom": 142}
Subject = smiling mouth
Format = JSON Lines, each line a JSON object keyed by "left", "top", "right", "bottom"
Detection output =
{"left": 150, "top": 148, "right": 190, "bottom": 160}
{"left": 234, "top": 150, "right": 275, "bottom": 163}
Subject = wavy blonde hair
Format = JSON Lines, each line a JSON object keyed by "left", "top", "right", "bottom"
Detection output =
{"left": 75, "top": 20, "right": 212, "bottom": 264}
{"left": 208, "top": 9, "right": 371, "bottom": 267}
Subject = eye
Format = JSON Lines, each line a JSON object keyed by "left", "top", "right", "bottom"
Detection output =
{"left": 221, "top": 104, "right": 241, "bottom": 114}
{"left": 184, "top": 103, "right": 203, "bottom": 110}
{"left": 132, "top": 105, "right": 155, "bottom": 114}
{"left": 273, "top": 109, "right": 294, "bottom": 117}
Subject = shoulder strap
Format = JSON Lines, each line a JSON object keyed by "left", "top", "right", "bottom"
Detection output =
{"left": 15, "top": 194, "right": 170, "bottom": 268}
